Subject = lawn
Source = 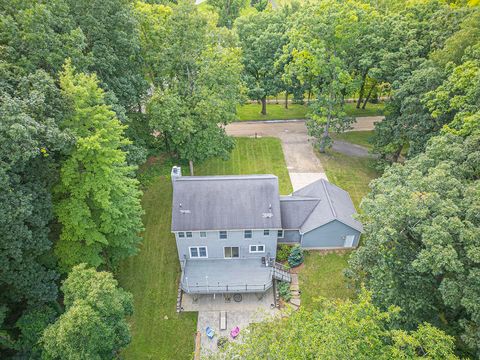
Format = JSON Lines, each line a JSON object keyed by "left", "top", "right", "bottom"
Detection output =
{"left": 118, "top": 137, "right": 292, "bottom": 359}
{"left": 331, "top": 130, "right": 374, "bottom": 150}
{"left": 299, "top": 252, "right": 354, "bottom": 309}
{"left": 236, "top": 102, "right": 384, "bottom": 121}
{"left": 316, "top": 150, "right": 380, "bottom": 210}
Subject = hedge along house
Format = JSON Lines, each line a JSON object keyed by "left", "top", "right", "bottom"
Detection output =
{"left": 171, "top": 166, "right": 362, "bottom": 295}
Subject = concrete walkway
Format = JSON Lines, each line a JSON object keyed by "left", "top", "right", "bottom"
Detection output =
{"left": 225, "top": 116, "right": 381, "bottom": 191}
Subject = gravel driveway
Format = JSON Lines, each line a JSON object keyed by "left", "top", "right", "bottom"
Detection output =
{"left": 225, "top": 117, "right": 381, "bottom": 191}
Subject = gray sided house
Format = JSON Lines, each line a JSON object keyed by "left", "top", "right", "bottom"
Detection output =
{"left": 171, "top": 166, "right": 362, "bottom": 295}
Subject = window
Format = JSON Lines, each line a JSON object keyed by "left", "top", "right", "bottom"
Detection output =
{"left": 178, "top": 232, "right": 185, "bottom": 238}
{"left": 277, "top": 230, "right": 284, "bottom": 238}
{"left": 186, "top": 232, "right": 192, "bottom": 238}
{"left": 249, "top": 244, "right": 265, "bottom": 253}
{"left": 200, "top": 231, "right": 207, "bottom": 238}
{"left": 263, "top": 229, "right": 270, "bottom": 236}
{"left": 189, "top": 246, "right": 208, "bottom": 258}
{"left": 244, "top": 230, "right": 252, "bottom": 239}
{"left": 224, "top": 247, "right": 239, "bottom": 259}
{"left": 219, "top": 231, "right": 227, "bottom": 239}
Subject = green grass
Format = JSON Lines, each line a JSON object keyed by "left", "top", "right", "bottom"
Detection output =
{"left": 118, "top": 137, "right": 292, "bottom": 359}
{"left": 331, "top": 130, "right": 374, "bottom": 150}
{"left": 236, "top": 102, "right": 384, "bottom": 121}
{"left": 237, "top": 103, "right": 308, "bottom": 121}
{"left": 316, "top": 150, "right": 380, "bottom": 210}
{"left": 299, "top": 252, "right": 353, "bottom": 309}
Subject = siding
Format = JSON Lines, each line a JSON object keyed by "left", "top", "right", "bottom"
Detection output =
{"left": 301, "top": 220, "right": 360, "bottom": 248}
{"left": 279, "top": 230, "right": 301, "bottom": 244}
{"left": 175, "top": 229, "right": 277, "bottom": 264}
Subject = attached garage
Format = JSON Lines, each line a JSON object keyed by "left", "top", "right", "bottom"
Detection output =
{"left": 280, "top": 179, "right": 363, "bottom": 249}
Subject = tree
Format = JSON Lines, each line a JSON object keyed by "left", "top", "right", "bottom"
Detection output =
{"left": 65, "top": 0, "right": 147, "bottom": 109}
{"left": 42, "top": 264, "right": 133, "bottom": 359}
{"left": 0, "top": 70, "right": 68, "bottom": 357}
{"left": 208, "top": 0, "right": 249, "bottom": 28}
{"left": 142, "top": 1, "right": 243, "bottom": 174}
{"left": 347, "top": 130, "right": 480, "bottom": 356}
{"left": 210, "top": 290, "right": 458, "bottom": 359}
{"left": 284, "top": 0, "right": 358, "bottom": 152}
{"left": 55, "top": 62, "right": 144, "bottom": 271}
{"left": 235, "top": 10, "right": 286, "bottom": 115}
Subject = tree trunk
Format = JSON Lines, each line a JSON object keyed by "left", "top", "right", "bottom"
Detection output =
{"left": 189, "top": 160, "right": 194, "bottom": 176}
{"left": 261, "top": 96, "right": 267, "bottom": 115}
{"left": 285, "top": 92, "right": 289, "bottom": 109}
{"left": 307, "top": 89, "right": 312, "bottom": 105}
{"left": 392, "top": 145, "right": 403, "bottom": 163}
{"left": 362, "top": 81, "right": 376, "bottom": 109}
{"left": 356, "top": 71, "right": 368, "bottom": 109}
{"left": 319, "top": 118, "right": 330, "bottom": 153}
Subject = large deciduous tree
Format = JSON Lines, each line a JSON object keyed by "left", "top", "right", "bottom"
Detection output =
{"left": 347, "top": 126, "right": 480, "bottom": 356}
{"left": 210, "top": 290, "right": 458, "bottom": 359}
{"left": 235, "top": 10, "right": 286, "bottom": 115}
{"left": 55, "top": 62, "right": 143, "bottom": 271}
{"left": 42, "top": 264, "right": 133, "bottom": 359}
{"left": 139, "top": 0, "right": 243, "bottom": 175}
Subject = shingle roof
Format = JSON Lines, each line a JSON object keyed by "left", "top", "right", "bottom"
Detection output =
{"left": 171, "top": 175, "right": 282, "bottom": 231}
{"left": 279, "top": 196, "right": 319, "bottom": 229}
{"left": 286, "top": 179, "right": 363, "bottom": 233}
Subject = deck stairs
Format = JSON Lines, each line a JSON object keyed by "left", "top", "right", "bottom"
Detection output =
{"left": 272, "top": 262, "right": 291, "bottom": 282}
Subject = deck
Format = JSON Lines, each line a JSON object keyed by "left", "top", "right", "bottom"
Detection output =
{"left": 181, "top": 258, "right": 273, "bottom": 294}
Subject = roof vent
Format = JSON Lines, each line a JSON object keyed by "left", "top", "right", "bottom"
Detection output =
{"left": 262, "top": 212, "right": 273, "bottom": 218}
{"left": 180, "top": 209, "right": 191, "bottom": 214}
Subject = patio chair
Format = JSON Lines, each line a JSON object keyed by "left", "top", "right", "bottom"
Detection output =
{"left": 230, "top": 326, "right": 240, "bottom": 339}
{"left": 206, "top": 326, "right": 215, "bottom": 339}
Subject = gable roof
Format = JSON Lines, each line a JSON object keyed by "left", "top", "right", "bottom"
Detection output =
{"left": 171, "top": 174, "right": 281, "bottom": 231}
{"left": 281, "top": 179, "right": 363, "bottom": 233}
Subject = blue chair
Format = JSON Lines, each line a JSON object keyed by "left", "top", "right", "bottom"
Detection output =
{"left": 206, "top": 326, "right": 215, "bottom": 339}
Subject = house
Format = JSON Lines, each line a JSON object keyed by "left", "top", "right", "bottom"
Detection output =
{"left": 171, "top": 166, "right": 362, "bottom": 295}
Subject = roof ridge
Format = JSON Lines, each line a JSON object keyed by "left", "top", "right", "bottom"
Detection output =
{"left": 280, "top": 196, "right": 321, "bottom": 201}
{"left": 321, "top": 179, "right": 337, "bottom": 218}
{"left": 297, "top": 198, "right": 324, "bottom": 229}
{"left": 177, "top": 174, "right": 277, "bottom": 181}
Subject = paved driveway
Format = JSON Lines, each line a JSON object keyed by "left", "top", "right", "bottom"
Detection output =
{"left": 225, "top": 116, "right": 381, "bottom": 191}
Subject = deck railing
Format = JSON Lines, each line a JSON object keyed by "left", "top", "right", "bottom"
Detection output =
{"left": 180, "top": 280, "right": 274, "bottom": 294}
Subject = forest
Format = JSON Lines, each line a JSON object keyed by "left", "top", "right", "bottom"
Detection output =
{"left": 0, "top": 0, "right": 479, "bottom": 359}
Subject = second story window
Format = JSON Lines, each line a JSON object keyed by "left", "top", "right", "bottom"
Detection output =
{"left": 263, "top": 230, "right": 270, "bottom": 236}
{"left": 178, "top": 232, "right": 185, "bottom": 238}
{"left": 278, "top": 230, "right": 284, "bottom": 238}
{"left": 244, "top": 230, "right": 252, "bottom": 239}
{"left": 219, "top": 231, "right": 227, "bottom": 239}
{"left": 200, "top": 231, "right": 207, "bottom": 238}
{"left": 186, "top": 232, "right": 192, "bottom": 238}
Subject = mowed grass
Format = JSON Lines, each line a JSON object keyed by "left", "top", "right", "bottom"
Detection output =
{"left": 196, "top": 137, "right": 293, "bottom": 195}
{"left": 118, "top": 137, "right": 292, "bottom": 359}
{"left": 237, "top": 102, "right": 384, "bottom": 121}
{"left": 331, "top": 130, "right": 374, "bottom": 150}
{"left": 299, "top": 252, "right": 354, "bottom": 309}
{"left": 316, "top": 150, "right": 380, "bottom": 210}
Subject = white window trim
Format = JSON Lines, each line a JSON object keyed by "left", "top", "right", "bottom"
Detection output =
{"left": 199, "top": 231, "right": 207, "bottom": 238}
{"left": 223, "top": 246, "right": 240, "bottom": 259}
{"left": 219, "top": 231, "right": 228, "bottom": 240}
{"left": 244, "top": 230, "right": 252, "bottom": 239}
{"left": 263, "top": 230, "right": 270, "bottom": 236}
{"left": 249, "top": 244, "right": 265, "bottom": 253}
{"left": 178, "top": 232, "right": 185, "bottom": 238}
{"left": 277, "top": 230, "right": 284, "bottom": 239}
{"left": 189, "top": 246, "right": 208, "bottom": 259}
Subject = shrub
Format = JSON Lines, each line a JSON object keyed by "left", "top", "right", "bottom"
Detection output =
{"left": 288, "top": 245, "right": 304, "bottom": 267}
{"left": 278, "top": 281, "right": 292, "bottom": 302}
{"left": 276, "top": 244, "right": 291, "bottom": 262}
{"left": 217, "top": 336, "right": 228, "bottom": 348}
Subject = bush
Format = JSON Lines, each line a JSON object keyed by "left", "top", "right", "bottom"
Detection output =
{"left": 276, "top": 244, "right": 291, "bottom": 262}
{"left": 288, "top": 245, "right": 304, "bottom": 267}
{"left": 278, "top": 281, "right": 292, "bottom": 302}
{"left": 217, "top": 336, "right": 228, "bottom": 348}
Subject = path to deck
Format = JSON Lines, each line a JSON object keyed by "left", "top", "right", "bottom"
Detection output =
{"left": 225, "top": 116, "right": 382, "bottom": 191}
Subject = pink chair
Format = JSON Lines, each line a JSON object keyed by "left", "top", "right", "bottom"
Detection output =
{"left": 230, "top": 326, "right": 240, "bottom": 339}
